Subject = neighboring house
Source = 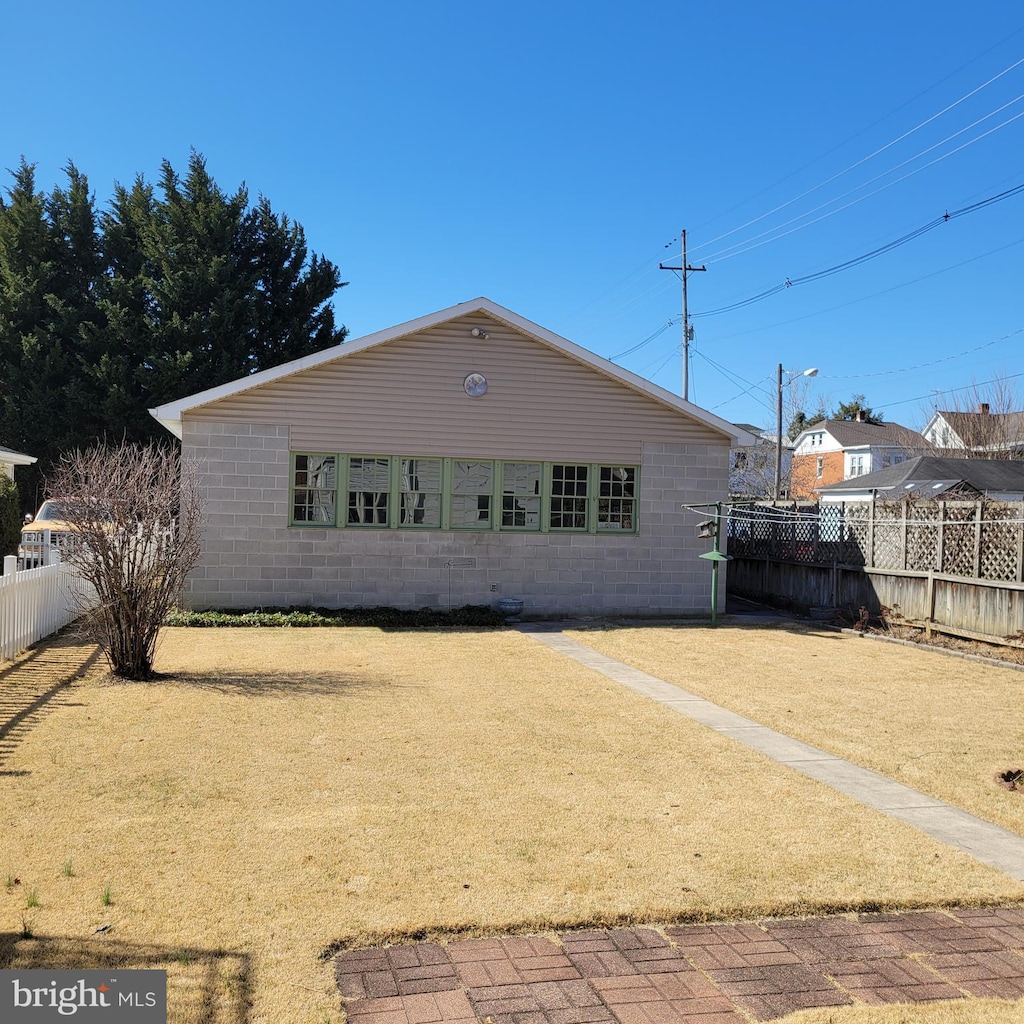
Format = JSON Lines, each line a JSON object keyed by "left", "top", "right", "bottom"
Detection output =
{"left": 0, "top": 445, "right": 36, "bottom": 481}
{"left": 922, "top": 405, "right": 1024, "bottom": 456}
{"left": 729, "top": 424, "right": 788, "bottom": 498}
{"left": 816, "top": 456, "right": 1024, "bottom": 503}
{"left": 150, "top": 298, "right": 755, "bottom": 616}
{"left": 790, "top": 416, "right": 931, "bottom": 499}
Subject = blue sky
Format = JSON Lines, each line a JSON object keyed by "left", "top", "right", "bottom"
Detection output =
{"left": 4, "top": 1, "right": 1023, "bottom": 432}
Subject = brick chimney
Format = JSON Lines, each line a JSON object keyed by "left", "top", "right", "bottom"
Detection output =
{"left": 855, "top": 410, "right": 866, "bottom": 422}
{"left": 978, "top": 403, "right": 990, "bottom": 415}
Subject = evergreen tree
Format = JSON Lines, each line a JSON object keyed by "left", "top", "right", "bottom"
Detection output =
{"left": 0, "top": 152, "right": 347, "bottom": 491}
{"left": 0, "top": 475, "right": 21, "bottom": 558}
{"left": 786, "top": 402, "right": 828, "bottom": 441}
{"left": 832, "top": 394, "right": 883, "bottom": 424}
{"left": 0, "top": 160, "right": 104, "bottom": 506}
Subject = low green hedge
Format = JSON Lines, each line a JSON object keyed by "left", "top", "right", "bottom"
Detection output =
{"left": 164, "top": 604, "right": 507, "bottom": 629}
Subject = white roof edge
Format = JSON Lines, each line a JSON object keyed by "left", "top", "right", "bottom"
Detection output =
{"left": 0, "top": 448, "right": 37, "bottom": 466}
{"left": 150, "top": 297, "right": 756, "bottom": 445}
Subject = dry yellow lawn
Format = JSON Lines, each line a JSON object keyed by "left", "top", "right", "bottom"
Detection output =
{"left": 1, "top": 625, "right": 1023, "bottom": 1024}
{"left": 565, "top": 622, "right": 1024, "bottom": 836}
{"left": 776, "top": 1000, "right": 1024, "bottom": 1023}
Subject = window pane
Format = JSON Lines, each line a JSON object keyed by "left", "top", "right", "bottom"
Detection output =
{"left": 550, "top": 464, "right": 588, "bottom": 529}
{"left": 348, "top": 456, "right": 390, "bottom": 525}
{"left": 399, "top": 457, "right": 442, "bottom": 527}
{"left": 598, "top": 466, "right": 636, "bottom": 531}
{"left": 452, "top": 461, "right": 493, "bottom": 528}
{"left": 293, "top": 455, "right": 337, "bottom": 523}
{"left": 501, "top": 462, "right": 541, "bottom": 528}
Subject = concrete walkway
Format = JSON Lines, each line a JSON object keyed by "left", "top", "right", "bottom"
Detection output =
{"left": 335, "top": 910, "right": 1024, "bottom": 1024}
{"left": 521, "top": 627, "right": 1024, "bottom": 883}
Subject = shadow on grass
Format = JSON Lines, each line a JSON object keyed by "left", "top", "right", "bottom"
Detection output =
{"left": 140, "top": 670, "right": 399, "bottom": 698}
{"left": 0, "top": 932, "right": 252, "bottom": 1024}
{"left": 0, "top": 631, "right": 104, "bottom": 773}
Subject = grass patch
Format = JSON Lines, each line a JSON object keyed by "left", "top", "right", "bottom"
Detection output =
{"left": 566, "top": 621, "right": 1024, "bottom": 836}
{"left": 777, "top": 1000, "right": 1024, "bottom": 1023}
{"left": 163, "top": 604, "right": 507, "bottom": 629}
{"left": 1, "top": 626, "right": 1022, "bottom": 1023}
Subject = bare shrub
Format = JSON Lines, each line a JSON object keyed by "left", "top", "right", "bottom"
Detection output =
{"left": 47, "top": 442, "right": 201, "bottom": 679}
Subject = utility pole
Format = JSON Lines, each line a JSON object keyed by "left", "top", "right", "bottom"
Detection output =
{"left": 659, "top": 228, "right": 706, "bottom": 402}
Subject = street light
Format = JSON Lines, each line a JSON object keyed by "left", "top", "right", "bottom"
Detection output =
{"left": 775, "top": 363, "right": 819, "bottom": 502}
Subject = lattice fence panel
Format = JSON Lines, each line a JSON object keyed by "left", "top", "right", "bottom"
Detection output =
{"left": 979, "top": 503, "right": 1021, "bottom": 581}
{"left": 841, "top": 504, "right": 870, "bottom": 565}
{"left": 750, "top": 508, "right": 775, "bottom": 557}
{"left": 940, "top": 504, "right": 977, "bottom": 578}
{"left": 906, "top": 502, "right": 940, "bottom": 572}
{"left": 793, "top": 512, "right": 817, "bottom": 562}
{"left": 871, "top": 502, "right": 905, "bottom": 570}
{"left": 726, "top": 504, "right": 751, "bottom": 556}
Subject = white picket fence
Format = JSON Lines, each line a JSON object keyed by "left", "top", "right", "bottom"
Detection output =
{"left": 0, "top": 556, "right": 97, "bottom": 661}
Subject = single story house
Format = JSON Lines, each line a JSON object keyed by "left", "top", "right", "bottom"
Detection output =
{"left": 150, "top": 298, "right": 754, "bottom": 616}
{"left": 790, "top": 416, "right": 930, "bottom": 499}
{"left": 816, "top": 455, "right": 1024, "bottom": 503}
{"left": 0, "top": 445, "right": 36, "bottom": 481}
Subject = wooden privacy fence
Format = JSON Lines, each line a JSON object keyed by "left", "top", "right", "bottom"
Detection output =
{"left": 0, "top": 557, "right": 97, "bottom": 661}
{"left": 726, "top": 499, "right": 1024, "bottom": 646}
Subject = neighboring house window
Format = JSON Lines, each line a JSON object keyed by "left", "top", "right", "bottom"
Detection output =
{"left": 290, "top": 454, "right": 639, "bottom": 533}
{"left": 891, "top": 453, "right": 905, "bottom": 464}
{"left": 816, "top": 457, "right": 823, "bottom": 478}
{"left": 292, "top": 454, "right": 337, "bottom": 524}
{"left": 849, "top": 455, "right": 865, "bottom": 477}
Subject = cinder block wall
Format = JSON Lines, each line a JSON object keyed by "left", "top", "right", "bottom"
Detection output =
{"left": 182, "top": 421, "right": 729, "bottom": 616}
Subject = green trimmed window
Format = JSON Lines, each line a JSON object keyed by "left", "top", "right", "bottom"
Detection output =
{"left": 451, "top": 460, "right": 493, "bottom": 528}
{"left": 289, "top": 454, "right": 639, "bottom": 533}
{"left": 292, "top": 454, "right": 337, "bottom": 524}
{"left": 501, "top": 462, "right": 541, "bottom": 529}
{"left": 347, "top": 456, "right": 390, "bottom": 525}
{"left": 399, "top": 457, "right": 442, "bottom": 527}
{"left": 550, "top": 464, "right": 589, "bottom": 530}
{"left": 598, "top": 465, "right": 636, "bottom": 530}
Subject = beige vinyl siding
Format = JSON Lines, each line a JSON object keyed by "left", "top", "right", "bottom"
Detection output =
{"left": 188, "top": 314, "right": 723, "bottom": 462}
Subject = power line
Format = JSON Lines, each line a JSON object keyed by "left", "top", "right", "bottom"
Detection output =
{"left": 823, "top": 327, "right": 1024, "bottom": 381}
{"left": 564, "top": 33, "right": 1024, "bottom": 341}
{"left": 609, "top": 318, "right": 679, "bottom": 362}
{"left": 697, "top": 101, "right": 1024, "bottom": 267}
{"left": 884, "top": 369, "right": 1024, "bottom": 410}
{"left": 688, "top": 53, "right": 1024, "bottom": 265}
{"left": 692, "top": 182, "right": 1024, "bottom": 319}
{"left": 695, "top": 235, "right": 1024, "bottom": 345}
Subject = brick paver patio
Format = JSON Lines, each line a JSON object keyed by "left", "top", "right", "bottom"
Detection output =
{"left": 335, "top": 908, "right": 1024, "bottom": 1023}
